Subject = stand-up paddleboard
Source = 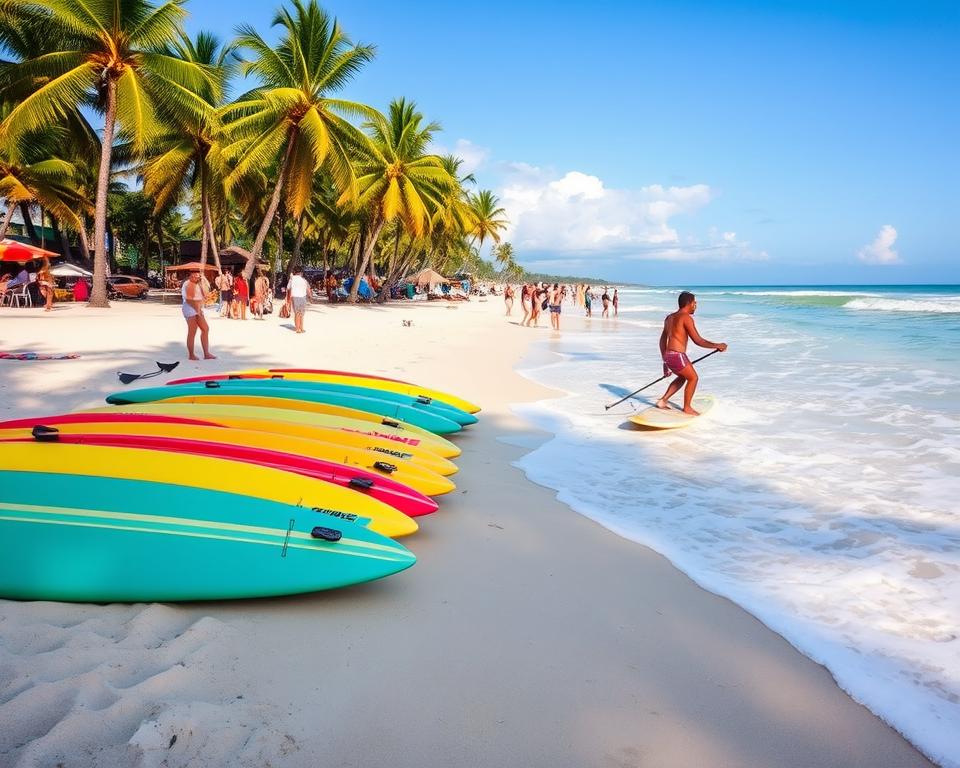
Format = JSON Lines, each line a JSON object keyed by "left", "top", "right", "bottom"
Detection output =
{"left": 0, "top": 420, "right": 454, "bottom": 498}
{"left": 0, "top": 442, "right": 418, "bottom": 539}
{"left": 628, "top": 395, "right": 715, "bottom": 430}
{"left": 85, "top": 402, "right": 461, "bottom": 457}
{"left": 0, "top": 471, "right": 415, "bottom": 602}
{"left": 155, "top": 379, "right": 478, "bottom": 426}
{"left": 105, "top": 384, "right": 463, "bottom": 435}
{"left": 168, "top": 369, "right": 481, "bottom": 415}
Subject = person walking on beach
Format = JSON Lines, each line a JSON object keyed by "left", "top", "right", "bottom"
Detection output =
{"left": 234, "top": 272, "right": 249, "bottom": 320}
{"left": 520, "top": 284, "right": 532, "bottom": 325}
{"left": 613, "top": 288, "right": 619, "bottom": 316}
{"left": 657, "top": 291, "right": 726, "bottom": 416}
{"left": 548, "top": 283, "right": 562, "bottom": 331}
{"left": 37, "top": 260, "right": 54, "bottom": 311}
{"left": 216, "top": 270, "right": 232, "bottom": 317}
{"left": 252, "top": 270, "right": 270, "bottom": 319}
{"left": 504, "top": 283, "right": 514, "bottom": 316}
{"left": 287, "top": 266, "right": 310, "bottom": 333}
{"left": 182, "top": 270, "right": 215, "bottom": 360}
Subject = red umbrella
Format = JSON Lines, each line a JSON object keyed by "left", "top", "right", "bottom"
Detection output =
{"left": 0, "top": 239, "right": 58, "bottom": 262}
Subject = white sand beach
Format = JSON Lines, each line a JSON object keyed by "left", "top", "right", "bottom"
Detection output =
{"left": 0, "top": 298, "right": 935, "bottom": 768}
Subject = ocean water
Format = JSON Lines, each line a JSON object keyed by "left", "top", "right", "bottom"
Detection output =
{"left": 512, "top": 285, "right": 960, "bottom": 767}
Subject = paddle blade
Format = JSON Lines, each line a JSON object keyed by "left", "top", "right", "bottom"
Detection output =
{"left": 117, "top": 372, "right": 140, "bottom": 385}
{"left": 157, "top": 361, "right": 180, "bottom": 373}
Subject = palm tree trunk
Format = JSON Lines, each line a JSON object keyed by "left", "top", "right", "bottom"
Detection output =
{"left": 77, "top": 225, "right": 91, "bottom": 266}
{"left": 245, "top": 130, "right": 297, "bottom": 280}
{"left": 19, "top": 203, "right": 40, "bottom": 245}
{"left": 154, "top": 220, "right": 166, "bottom": 282}
{"left": 201, "top": 178, "right": 222, "bottom": 273}
{"left": 51, "top": 215, "right": 72, "bottom": 259}
{"left": 0, "top": 202, "right": 15, "bottom": 239}
{"left": 349, "top": 218, "right": 384, "bottom": 302}
{"left": 89, "top": 77, "right": 117, "bottom": 307}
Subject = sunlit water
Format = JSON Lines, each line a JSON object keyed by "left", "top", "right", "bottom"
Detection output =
{"left": 512, "top": 285, "right": 960, "bottom": 767}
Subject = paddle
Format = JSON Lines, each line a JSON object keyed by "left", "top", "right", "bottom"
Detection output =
{"left": 603, "top": 349, "right": 720, "bottom": 410}
{"left": 117, "top": 361, "right": 180, "bottom": 385}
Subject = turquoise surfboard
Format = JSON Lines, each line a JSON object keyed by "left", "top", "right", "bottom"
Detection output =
{"left": 0, "top": 471, "right": 415, "bottom": 603}
{"left": 105, "top": 383, "right": 462, "bottom": 435}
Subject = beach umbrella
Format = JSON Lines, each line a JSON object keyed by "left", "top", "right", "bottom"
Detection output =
{"left": 0, "top": 239, "right": 58, "bottom": 262}
{"left": 165, "top": 262, "right": 218, "bottom": 275}
{"left": 50, "top": 262, "right": 93, "bottom": 278}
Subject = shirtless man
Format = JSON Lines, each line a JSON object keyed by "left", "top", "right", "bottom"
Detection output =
{"left": 182, "top": 270, "right": 215, "bottom": 360}
{"left": 657, "top": 291, "right": 726, "bottom": 415}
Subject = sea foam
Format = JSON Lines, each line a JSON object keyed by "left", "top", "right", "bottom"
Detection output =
{"left": 513, "top": 286, "right": 960, "bottom": 768}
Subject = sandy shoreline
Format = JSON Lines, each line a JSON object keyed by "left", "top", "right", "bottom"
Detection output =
{"left": 0, "top": 298, "right": 935, "bottom": 767}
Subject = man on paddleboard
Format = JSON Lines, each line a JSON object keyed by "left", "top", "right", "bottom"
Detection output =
{"left": 657, "top": 291, "right": 727, "bottom": 415}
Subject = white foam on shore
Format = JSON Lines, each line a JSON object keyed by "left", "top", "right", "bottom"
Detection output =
{"left": 512, "top": 300, "right": 960, "bottom": 768}
{"left": 845, "top": 297, "right": 960, "bottom": 314}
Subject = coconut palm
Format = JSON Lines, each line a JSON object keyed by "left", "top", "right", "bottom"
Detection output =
{"left": 0, "top": 0, "right": 211, "bottom": 306}
{"left": 346, "top": 97, "right": 455, "bottom": 301}
{"left": 221, "top": 0, "right": 375, "bottom": 279}
{"left": 468, "top": 189, "right": 508, "bottom": 259}
{"left": 0, "top": 120, "right": 85, "bottom": 239}
{"left": 141, "top": 30, "right": 235, "bottom": 272}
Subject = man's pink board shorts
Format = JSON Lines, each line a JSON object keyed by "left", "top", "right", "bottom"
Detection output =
{"left": 663, "top": 351, "right": 691, "bottom": 375}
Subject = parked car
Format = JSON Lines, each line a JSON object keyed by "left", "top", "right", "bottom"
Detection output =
{"left": 108, "top": 275, "right": 150, "bottom": 299}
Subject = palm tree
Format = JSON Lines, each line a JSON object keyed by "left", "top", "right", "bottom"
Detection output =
{"left": 1, "top": 0, "right": 211, "bottom": 306}
{"left": 468, "top": 189, "right": 508, "bottom": 260}
{"left": 221, "top": 0, "right": 375, "bottom": 279}
{"left": 142, "top": 30, "right": 235, "bottom": 273}
{"left": 346, "top": 97, "right": 455, "bottom": 301}
{"left": 0, "top": 119, "right": 85, "bottom": 239}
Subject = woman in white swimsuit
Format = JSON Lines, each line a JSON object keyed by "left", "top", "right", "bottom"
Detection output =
{"left": 182, "top": 271, "right": 215, "bottom": 360}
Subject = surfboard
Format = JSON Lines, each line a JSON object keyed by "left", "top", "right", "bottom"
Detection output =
{"left": 156, "top": 378, "right": 478, "bottom": 426}
{"left": 0, "top": 419, "right": 454, "bottom": 498}
{"left": 105, "top": 384, "right": 463, "bottom": 435}
{"left": 0, "top": 410, "right": 458, "bottom": 476}
{"left": 84, "top": 402, "right": 461, "bottom": 457}
{"left": 0, "top": 471, "right": 415, "bottom": 602}
{"left": 168, "top": 369, "right": 481, "bottom": 415}
{"left": 0, "top": 442, "right": 418, "bottom": 539}
{"left": 627, "top": 395, "right": 715, "bottom": 430}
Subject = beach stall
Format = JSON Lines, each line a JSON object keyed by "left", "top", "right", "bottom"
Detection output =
{"left": 50, "top": 262, "right": 93, "bottom": 301}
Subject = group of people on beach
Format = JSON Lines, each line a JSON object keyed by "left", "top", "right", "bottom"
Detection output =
{"left": 213, "top": 268, "right": 272, "bottom": 320}
{"left": 0, "top": 260, "right": 56, "bottom": 311}
{"left": 503, "top": 282, "right": 620, "bottom": 330}
{"left": 181, "top": 266, "right": 313, "bottom": 360}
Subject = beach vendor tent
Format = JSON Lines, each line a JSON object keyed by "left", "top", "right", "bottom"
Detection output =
{"left": 405, "top": 268, "right": 450, "bottom": 289}
{"left": 50, "top": 262, "right": 92, "bottom": 278}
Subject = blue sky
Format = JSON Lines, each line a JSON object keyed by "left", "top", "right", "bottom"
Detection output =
{"left": 186, "top": 0, "right": 958, "bottom": 284}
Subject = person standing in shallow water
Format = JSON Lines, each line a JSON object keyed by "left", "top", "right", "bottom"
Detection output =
{"left": 601, "top": 287, "right": 610, "bottom": 318}
{"left": 612, "top": 288, "right": 619, "bottom": 316}
{"left": 657, "top": 291, "right": 726, "bottom": 415}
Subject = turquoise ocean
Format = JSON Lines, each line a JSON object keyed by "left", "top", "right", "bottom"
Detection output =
{"left": 512, "top": 285, "right": 960, "bottom": 767}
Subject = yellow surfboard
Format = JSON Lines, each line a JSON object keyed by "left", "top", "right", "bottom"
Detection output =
{"left": 88, "top": 402, "right": 460, "bottom": 458}
{"left": 0, "top": 421, "right": 456, "bottom": 497}
{"left": 0, "top": 443, "right": 418, "bottom": 538}
{"left": 627, "top": 395, "right": 715, "bottom": 430}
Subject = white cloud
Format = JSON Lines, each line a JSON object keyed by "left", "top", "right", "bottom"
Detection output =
{"left": 431, "top": 138, "right": 489, "bottom": 175}
{"left": 497, "top": 165, "right": 765, "bottom": 263}
{"left": 858, "top": 225, "right": 901, "bottom": 265}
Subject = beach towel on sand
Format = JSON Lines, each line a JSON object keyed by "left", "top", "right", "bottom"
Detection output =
{"left": 0, "top": 352, "right": 81, "bottom": 360}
